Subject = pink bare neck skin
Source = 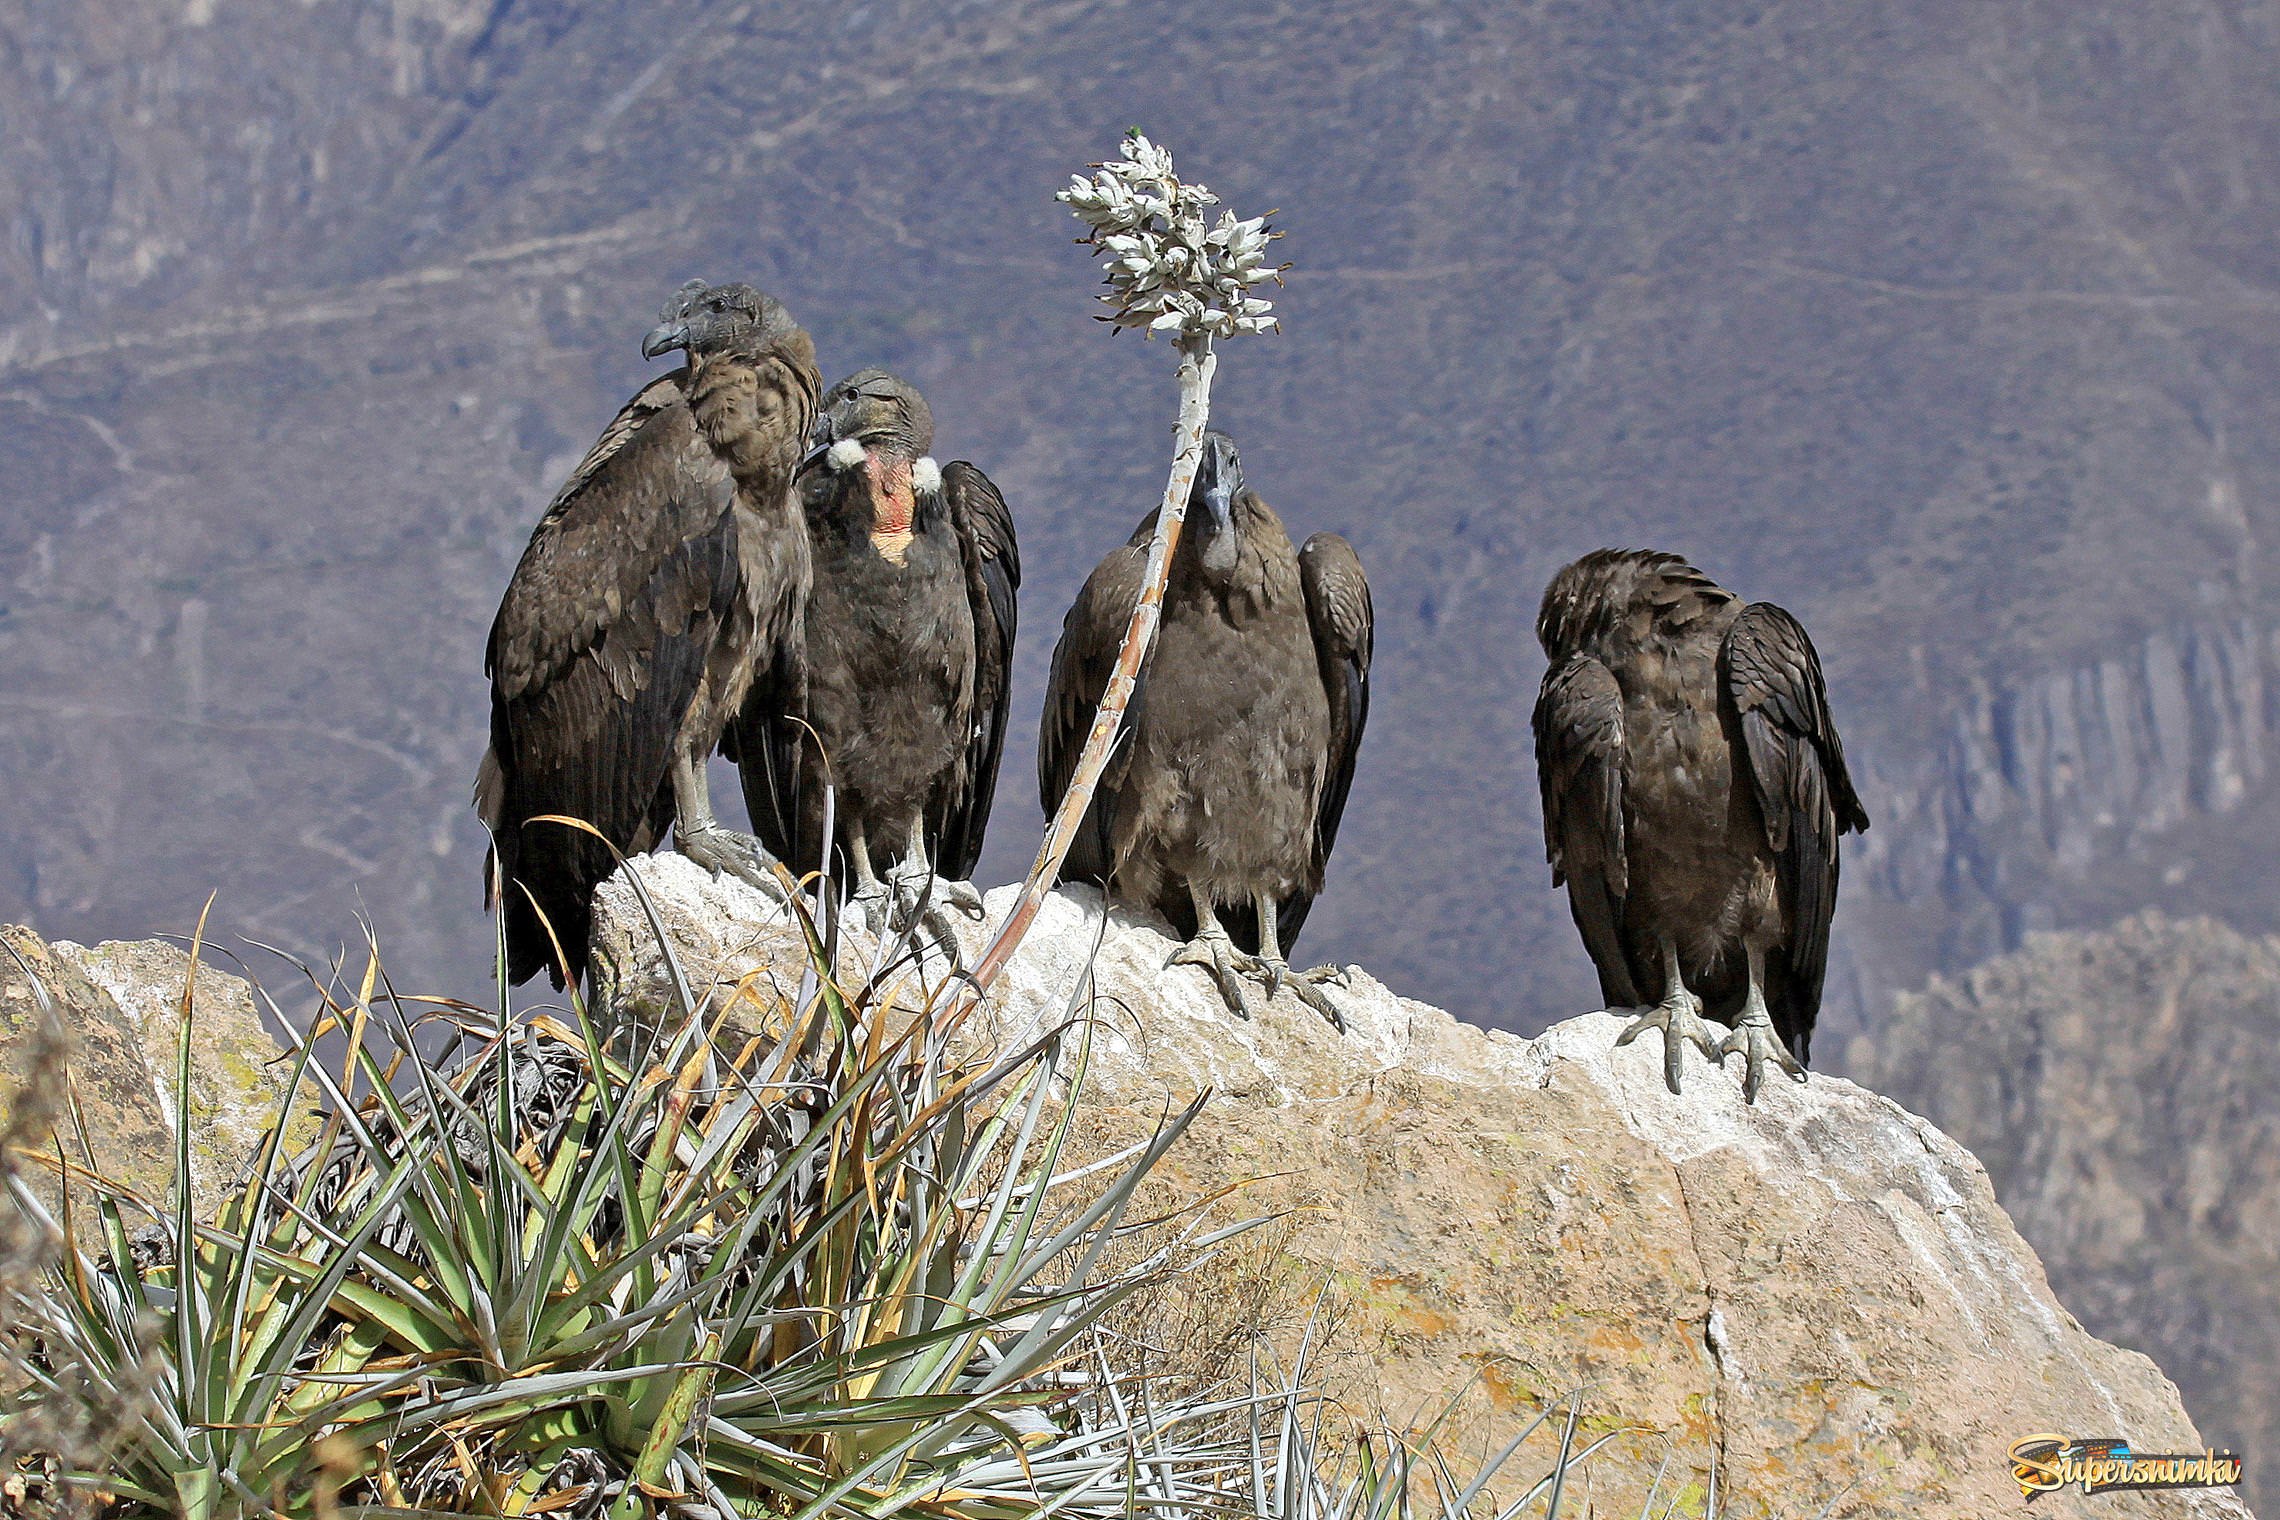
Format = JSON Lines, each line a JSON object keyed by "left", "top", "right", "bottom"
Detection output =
{"left": 865, "top": 453, "right": 916, "bottom": 562}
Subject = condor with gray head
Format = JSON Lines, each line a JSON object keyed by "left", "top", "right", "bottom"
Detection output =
{"left": 733, "top": 369, "right": 1019, "bottom": 946}
{"left": 1532, "top": 549, "right": 1870, "bottom": 1101}
{"left": 1042, "top": 430, "right": 1371, "bottom": 1028}
{"left": 477, "top": 279, "right": 820, "bottom": 986}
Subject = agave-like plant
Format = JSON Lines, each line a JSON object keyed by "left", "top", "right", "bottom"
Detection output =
{"left": 0, "top": 868, "right": 1251, "bottom": 1517}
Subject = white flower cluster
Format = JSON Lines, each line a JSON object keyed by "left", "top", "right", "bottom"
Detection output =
{"left": 1057, "top": 134, "right": 1282, "bottom": 340}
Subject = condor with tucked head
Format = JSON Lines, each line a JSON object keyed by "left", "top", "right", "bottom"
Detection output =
{"left": 477, "top": 280, "right": 820, "bottom": 986}
{"left": 1533, "top": 549, "right": 1869, "bottom": 1101}
{"left": 733, "top": 368, "right": 1019, "bottom": 946}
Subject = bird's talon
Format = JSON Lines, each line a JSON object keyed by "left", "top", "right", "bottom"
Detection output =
{"left": 942, "top": 880, "right": 988, "bottom": 920}
{"left": 919, "top": 906, "right": 970, "bottom": 963}
{"left": 679, "top": 827, "right": 791, "bottom": 903}
{"left": 1289, "top": 975, "right": 1348, "bottom": 1033}
{"left": 1616, "top": 994, "right": 1722, "bottom": 1096}
{"left": 1718, "top": 1014, "right": 1806, "bottom": 1106}
{"left": 1169, "top": 933, "right": 1256, "bottom": 1021}
{"left": 850, "top": 870, "right": 972, "bottom": 964}
{"left": 1167, "top": 939, "right": 1219, "bottom": 969}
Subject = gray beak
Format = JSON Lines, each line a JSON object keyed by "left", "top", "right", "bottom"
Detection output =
{"left": 641, "top": 320, "right": 689, "bottom": 360}
{"left": 1194, "top": 448, "right": 1236, "bottom": 531}
{"left": 798, "top": 412, "right": 840, "bottom": 471}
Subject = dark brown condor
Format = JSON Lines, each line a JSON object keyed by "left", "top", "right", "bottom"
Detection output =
{"left": 732, "top": 369, "right": 1019, "bottom": 946}
{"left": 1041, "top": 430, "right": 1371, "bottom": 1028}
{"left": 1532, "top": 549, "right": 1870, "bottom": 1101}
{"left": 476, "top": 280, "right": 820, "bottom": 987}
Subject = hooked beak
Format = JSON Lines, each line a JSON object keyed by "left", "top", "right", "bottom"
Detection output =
{"left": 798, "top": 413, "right": 839, "bottom": 472}
{"left": 641, "top": 320, "right": 689, "bottom": 361}
{"left": 1195, "top": 460, "right": 1235, "bottom": 533}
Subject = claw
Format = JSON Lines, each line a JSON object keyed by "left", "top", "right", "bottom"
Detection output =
{"left": 1259, "top": 956, "right": 1348, "bottom": 1030}
{"left": 678, "top": 825, "right": 792, "bottom": 904}
{"left": 1169, "top": 939, "right": 1346, "bottom": 1031}
{"left": 1718, "top": 1010, "right": 1807, "bottom": 1104}
{"left": 1170, "top": 932, "right": 1256, "bottom": 1021}
{"left": 1286, "top": 972, "right": 1347, "bottom": 1032}
{"left": 870, "top": 861, "right": 977, "bottom": 964}
{"left": 940, "top": 878, "right": 987, "bottom": 921}
{"left": 1615, "top": 993, "right": 1728, "bottom": 1096}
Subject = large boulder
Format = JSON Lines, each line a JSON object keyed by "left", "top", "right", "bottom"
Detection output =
{"left": 590, "top": 856, "right": 2254, "bottom": 1520}
{"left": 0, "top": 926, "right": 299, "bottom": 1222}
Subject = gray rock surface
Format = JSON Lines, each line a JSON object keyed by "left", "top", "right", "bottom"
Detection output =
{"left": 0, "top": 924, "right": 297, "bottom": 1220}
{"left": 588, "top": 855, "right": 2257, "bottom": 1520}
{"left": 1850, "top": 912, "right": 2280, "bottom": 1517}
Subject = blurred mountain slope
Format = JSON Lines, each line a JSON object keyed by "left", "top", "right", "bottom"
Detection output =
{"left": 4, "top": 0, "right": 2280, "bottom": 1030}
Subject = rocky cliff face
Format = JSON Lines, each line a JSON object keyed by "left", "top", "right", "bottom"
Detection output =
{"left": 1849, "top": 912, "right": 2280, "bottom": 1518}
{"left": 583, "top": 855, "right": 2255, "bottom": 1520}
{"left": 1830, "top": 615, "right": 2280, "bottom": 1050}
{"left": 0, "top": 924, "right": 303, "bottom": 1221}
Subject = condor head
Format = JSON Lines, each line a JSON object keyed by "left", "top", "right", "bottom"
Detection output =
{"left": 642, "top": 280, "right": 797, "bottom": 362}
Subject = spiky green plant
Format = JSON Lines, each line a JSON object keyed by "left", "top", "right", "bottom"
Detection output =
{"left": 0, "top": 867, "right": 1251, "bottom": 1517}
{"left": 0, "top": 893, "right": 1826, "bottom": 1520}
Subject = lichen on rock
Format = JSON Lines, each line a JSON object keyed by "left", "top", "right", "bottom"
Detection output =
{"left": 0, "top": 925, "right": 303, "bottom": 1223}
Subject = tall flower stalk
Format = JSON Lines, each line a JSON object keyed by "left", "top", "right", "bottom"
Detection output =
{"left": 972, "top": 135, "right": 1282, "bottom": 989}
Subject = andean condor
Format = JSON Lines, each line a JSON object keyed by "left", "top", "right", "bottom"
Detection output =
{"left": 733, "top": 369, "right": 1019, "bottom": 945}
{"left": 1041, "top": 430, "right": 1371, "bottom": 1028}
{"left": 476, "top": 280, "right": 820, "bottom": 986}
{"left": 1532, "top": 548, "right": 1870, "bottom": 1100}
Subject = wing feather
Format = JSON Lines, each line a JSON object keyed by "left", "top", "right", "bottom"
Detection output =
{"left": 931, "top": 461, "right": 1020, "bottom": 880}
{"left": 481, "top": 383, "right": 737, "bottom": 985}
{"left": 1274, "top": 532, "right": 1373, "bottom": 949}
{"left": 1720, "top": 600, "right": 1870, "bottom": 1060}
{"left": 1532, "top": 653, "right": 1639, "bottom": 1009}
{"left": 1039, "top": 519, "right": 1153, "bottom": 887}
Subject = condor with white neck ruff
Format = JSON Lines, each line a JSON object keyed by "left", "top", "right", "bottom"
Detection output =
{"left": 731, "top": 368, "right": 1019, "bottom": 948}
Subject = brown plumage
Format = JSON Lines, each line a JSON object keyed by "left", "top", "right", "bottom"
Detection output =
{"left": 1532, "top": 548, "right": 1869, "bottom": 1100}
{"left": 734, "top": 370, "right": 1019, "bottom": 942}
{"left": 476, "top": 280, "right": 819, "bottom": 986}
{"left": 1041, "top": 430, "right": 1370, "bottom": 1026}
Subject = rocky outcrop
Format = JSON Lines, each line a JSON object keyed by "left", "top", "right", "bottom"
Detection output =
{"left": 592, "top": 857, "right": 2255, "bottom": 1520}
{"left": 0, "top": 925, "right": 298, "bottom": 1220}
{"left": 1849, "top": 912, "right": 2280, "bottom": 1518}
{"left": 1832, "top": 615, "right": 2280, "bottom": 1027}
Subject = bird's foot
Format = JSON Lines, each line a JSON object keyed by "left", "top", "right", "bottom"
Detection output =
{"left": 869, "top": 863, "right": 984, "bottom": 961}
{"left": 1169, "top": 929, "right": 1257, "bottom": 1022}
{"left": 678, "top": 825, "right": 793, "bottom": 905}
{"left": 1717, "top": 1008, "right": 1806, "bottom": 1105}
{"left": 1169, "top": 938, "right": 1347, "bottom": 1031}
{"left": 1253, "top": 954, "right": 1348, "bottom": 1032}
{"left": 1614, "top": 992, "right": 1728, "bottom": 1096}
